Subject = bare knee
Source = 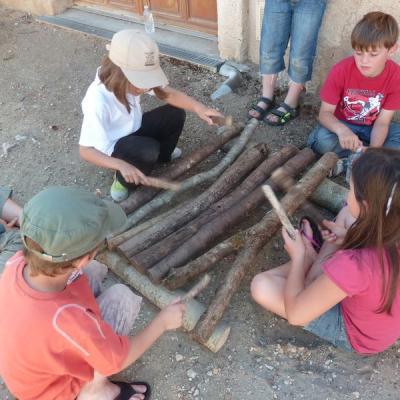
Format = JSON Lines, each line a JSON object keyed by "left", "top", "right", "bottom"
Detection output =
{"left": 250, "top": 272, "right": 271, "bottom": 305}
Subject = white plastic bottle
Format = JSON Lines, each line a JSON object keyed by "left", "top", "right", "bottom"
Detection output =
{"left": 143, "top": 5, "right": 155, "bottom": 34}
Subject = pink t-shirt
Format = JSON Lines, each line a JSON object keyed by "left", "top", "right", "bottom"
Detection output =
{"left": 0, "top": 252, "right": 130, "bottom": 400}
{"left": 320, "top": 56, "right": 400, "bottom": 126}
{"left": 323, "top": 248, "right": 400, "bottom": 354}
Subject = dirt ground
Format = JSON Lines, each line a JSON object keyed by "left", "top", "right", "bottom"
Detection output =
{"left": 1, "top": 6, "right": 400, "bottom": 400}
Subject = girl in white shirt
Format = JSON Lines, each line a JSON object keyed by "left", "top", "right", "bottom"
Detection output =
{"left": 79, "top": 29, "right": 222, "bottom": 202}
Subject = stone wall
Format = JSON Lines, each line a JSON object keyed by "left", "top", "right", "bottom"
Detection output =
{"left": 247, "top": 0, "right": 400, "bottom": 92}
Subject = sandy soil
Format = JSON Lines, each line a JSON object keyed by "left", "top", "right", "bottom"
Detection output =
{"left": 1, "top": 6, "right": 400, "bottom": 400}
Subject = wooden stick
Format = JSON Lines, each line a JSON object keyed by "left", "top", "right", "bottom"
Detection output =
{"left": 261, "top": 184, "right": 296, "bottom": 238}
{"left": 311, "top": 179, "right": 348, "bottom": 214}
{"left": 210, "top": 115, "right": 233, "bottom": 127}
{"left": 97, "top": 251, "right": 230, "bottom": 353}
{"left": 194, "top": 152, "right": 338, "bottom": 342}
{"left": 145, "top": 177, "right": 181, "bottom": 191}
{"left": 181, "top": 274, "right": 211, "bottom": 302}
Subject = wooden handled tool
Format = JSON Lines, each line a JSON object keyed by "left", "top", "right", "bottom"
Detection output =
{"left": 146, "top": 177, "right": 181, "bottom": 191}
{"left": 262, "top": 184, "right": 296, "bottom": 239}
{"left": 210, "top": 115, "right": 233, "bottom": 127}
{"left": 271, "top": 167, "right": 325, "bottom": 226}
{"left": 182, "top": 274, "right": 211, "bottom": 302}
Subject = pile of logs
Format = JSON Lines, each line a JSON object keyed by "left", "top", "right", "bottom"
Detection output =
{"left": 100, "top": 119, "right": 347, "bottom": 352}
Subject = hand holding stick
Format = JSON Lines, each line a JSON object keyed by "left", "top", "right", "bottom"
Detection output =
{"left": 261, "top": 184, "right": 296, "bottom": 239}
{"left": 145, "top": 177, "right": 181, "bottom": 191}
{"left": 182, "top": 274, "right": 211, "bottom": 302}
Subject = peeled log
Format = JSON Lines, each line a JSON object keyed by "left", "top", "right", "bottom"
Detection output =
{"left": 194, "top": 152, "right": 338, "bottom": 342}
{"left": 119, "top": 141, "right": 268, "bottom": 259}
{"left": 97, "top": 251, "right": 231, "bottom": 353}
{"left": 120, "top": 123, "right": 244, "bottom": 214}
{"left": 311, "top": 179, "right": 348, "bottom": 214}
{"left": 129, "top": 145, "right": 298, "bottom": 273}
{"left": 147, "top": 148, "right": 316, "bottom": 283}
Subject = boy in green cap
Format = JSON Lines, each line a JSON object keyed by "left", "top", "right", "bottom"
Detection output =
{"left": 0, "top": 186, "right": 22, "bottom": 271}
{"left": 0, "top": 186, "right": 185, "bottom": 400}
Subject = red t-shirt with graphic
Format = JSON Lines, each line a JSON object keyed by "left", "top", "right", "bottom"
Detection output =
{"left": 320, "top": 56, "right": 400, "bottom": 126}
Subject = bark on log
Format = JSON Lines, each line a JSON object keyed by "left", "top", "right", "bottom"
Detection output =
{"left": 163, "top": 241, "right": 239, "bottom": 290}
{"left": 311, "top": 179, "right": 348, "bottom": 214}
{"left": 129, "top": 145, "right": 298, "bottom": 273}
{"left": 124, "top": 118, "right": 260, "bottom": 229}
{"left": 120, "top": 123, "right": 244, "bottom": 214}
{"left": 118, "top": 139, "right": 268, "bottom": 259}
{"left": 194, "top": 152, "right": 338, "bottom": 341}
{"left": 97, "top": 251, "right": 231, "bottom": 353}
{"left": 147, "top": 148, "right": 316, "bottom": 283}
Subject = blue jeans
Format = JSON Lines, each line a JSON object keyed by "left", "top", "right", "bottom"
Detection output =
{"left": 307, "top": 121, "right": 400, "bottom": 158}
{"left": 260, "top": 0, "right": 327, "bottom": 83}
{"left": 304, "top": 304, "right": 353, "bottom": 352}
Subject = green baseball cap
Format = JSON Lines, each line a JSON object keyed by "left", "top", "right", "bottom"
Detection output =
{"left": 20, "top": 186, "right": 127, "bottom": 262}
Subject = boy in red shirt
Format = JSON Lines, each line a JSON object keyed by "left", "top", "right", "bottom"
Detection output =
{"left": 307, "top": 11, "right": 400, "bottom": 171}
{"left": 0, "top": 186, "right": 185, "bottom": 400}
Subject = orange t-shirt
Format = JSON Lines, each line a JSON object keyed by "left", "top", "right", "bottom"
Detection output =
{"left": 0, "top": 252, "right": 130, "bottom": 400}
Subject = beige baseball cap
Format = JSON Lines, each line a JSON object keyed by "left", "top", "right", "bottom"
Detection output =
{"left": 107, "top": 29, "right": 169, "bottom": 89}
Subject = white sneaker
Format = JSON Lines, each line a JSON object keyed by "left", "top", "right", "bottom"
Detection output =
{"left": 171, "top": 147, "right": 182, "bottom": 160}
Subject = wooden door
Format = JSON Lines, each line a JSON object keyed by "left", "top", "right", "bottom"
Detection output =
{"left": 76, "top": 0, "right": 217, "bottom": 34}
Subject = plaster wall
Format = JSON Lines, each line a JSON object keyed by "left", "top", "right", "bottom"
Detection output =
{"left": 217, "top": 0, "right": 249, "bottom": 62}
{"left": 247, "top": 0, "right": 400, "bottom": 92}
{"left": 0, "top": 0, "right": 71, "bottom": 15}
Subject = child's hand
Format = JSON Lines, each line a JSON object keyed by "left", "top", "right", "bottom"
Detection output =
{"left": 321, "top": 219, "right": 348, "bottom": 245}
{"left": 282, "top": 228, "right": 306, "bottom": 263}
{"left": 337, "top": 129, "right": 363, "bottom": 151}
{"left": 118, "top": 161, "right": 151, "bottom": 186}
{"left": 159, "top": 298, "right": 186, "bottom": 331}
{"left": 0, "top": 217, "right": 18, "bottom": 231}
{"left": 195, "top": 104, "right": 223, "bottom": 125}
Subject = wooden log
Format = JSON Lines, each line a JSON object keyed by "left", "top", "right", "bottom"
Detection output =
{"left": 163, "top": 241, "right": 240, "bottom": 290}
{"left": 124, "top": 118, "right": 260, "bottom": 229}
{"left": 194, "top": 152, "right": 338, "bottom": 341}
{"left": 129, "top": 145, "right": 298, "bottom": 273}
{"left": 120, "top": 123, "right": 244, "bottom": 214}
{"left": 181, "top": 274, "right": 211, "bottom": 302}
{"left": 146, "top": 148, "right": 316, "bottom": 283}
{"left": 311, "top": 179, "right": 348, "bottom": 214}
{"left": 118, "top": 140, "right": 268, "bottom": 259}
{"left": 97, "top": 251, "right": 231, "bottom": 353}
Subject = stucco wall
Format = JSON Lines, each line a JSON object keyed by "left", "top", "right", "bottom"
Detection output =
{"left": 0, "top": 0, "right": 71, "bottom": 15}
{"left": 247, "top": 0, "right": 400, "bottom": 92}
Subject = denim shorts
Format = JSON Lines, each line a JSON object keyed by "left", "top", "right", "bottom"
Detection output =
{"left": 260, "top": 0, "right": 327, "bottom": 82}
{"left": 304, "top": 304, "right": 353, "bottom": 352}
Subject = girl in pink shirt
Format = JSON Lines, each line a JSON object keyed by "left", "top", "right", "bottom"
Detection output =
{"left": 251, "top": 148, "right": 400, "bottom": 354}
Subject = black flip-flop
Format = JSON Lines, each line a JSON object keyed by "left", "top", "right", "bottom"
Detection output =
{"left": 112, "top": 381, "right": 152, "bottom": 400}
{"left": 300, "top": 216, "right": 323, "bottom": 252}
{"left": 265, "top": 102, "right": 299, "bottom": 126}
{"left": 248, "top": 96, "right": 274, "bottom": 121}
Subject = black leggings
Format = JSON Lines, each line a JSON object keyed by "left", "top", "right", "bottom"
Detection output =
{"left": 112, "top": 104, "right": 186, "bottom": 187}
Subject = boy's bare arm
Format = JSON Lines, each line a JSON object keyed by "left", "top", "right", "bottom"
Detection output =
{"left": 319, "top": 101, "right": 363, "bottom": 151}
{"left": 370, "top": 109, "right": 395, "bottom": 147}
{"left": 119, "top": 301, "right": 185, "bottom": 370}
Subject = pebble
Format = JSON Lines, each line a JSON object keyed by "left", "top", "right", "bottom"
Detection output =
{"left": 187, "top": 369, "right": 197, "bottom": 380}
{"left": 175, "top": 353, "right": 184, "bottom": 362}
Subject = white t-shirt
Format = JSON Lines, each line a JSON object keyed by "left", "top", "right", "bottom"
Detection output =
{"left": 79, "top": 70, "right": 143, "bottom": 156}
